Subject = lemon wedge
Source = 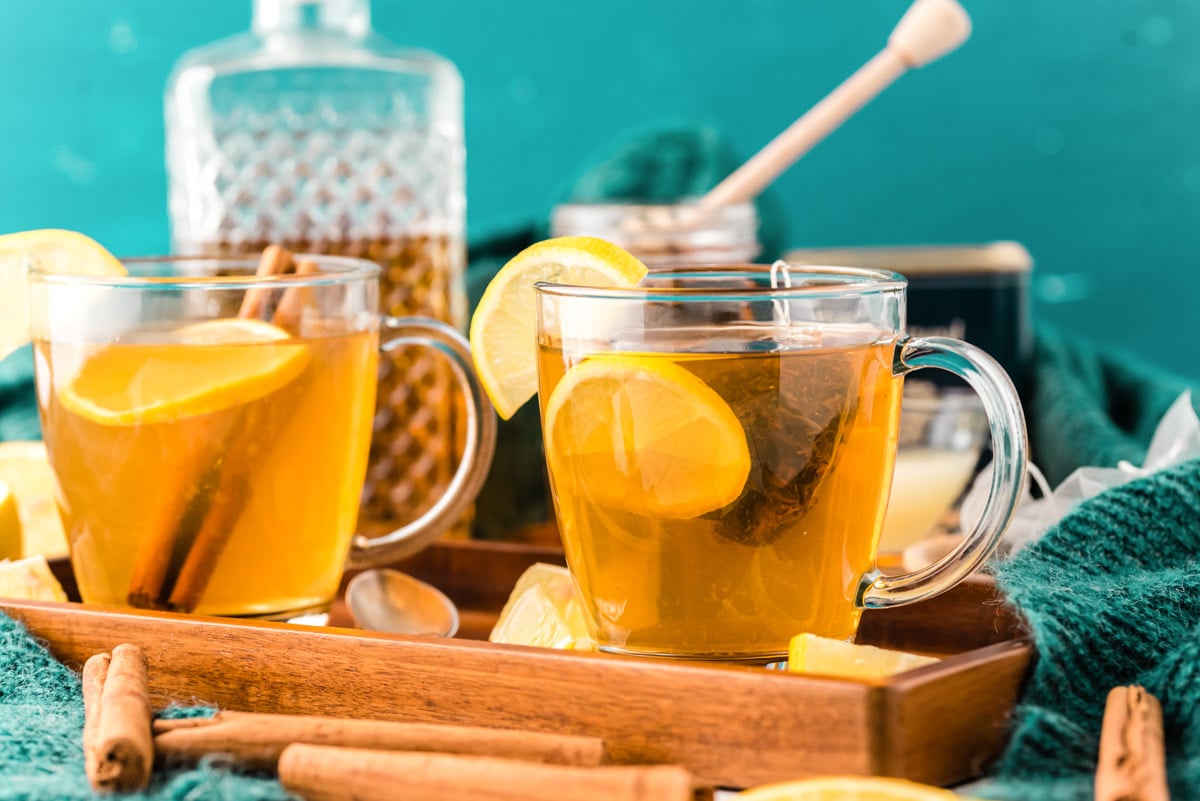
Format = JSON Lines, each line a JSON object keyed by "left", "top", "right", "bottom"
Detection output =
{"left": 468, "top": 236, "right": 648, "bottom": 420}
{"left": 0, "top": 554, "right": 68, "bottom": 602}
{"left": 737, "top": 776, "right": 970, "bottom": 801}
{"left": 543, "top": 354, "right": 750, "bottom": 519}
{"left": 58, "top": 318, "right": 309, "bottom": 426}
{"left": 489, "top": 562, "right": 593, "bottom": 650}
{"left": 0, "top": 480, "right": 20, "bottom": 560}
{"left": 0, "top": 229, "right": 126, "bottom": 359}
{"left": 788, "top": 633, "right": 940, "bottom": 680}
{"left": 0, "top": 441, "right": 68, "bottom": 559}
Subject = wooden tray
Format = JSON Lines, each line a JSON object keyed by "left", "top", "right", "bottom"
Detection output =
{"left": 23, "top": 540, "right": 1030, "bottom": 790}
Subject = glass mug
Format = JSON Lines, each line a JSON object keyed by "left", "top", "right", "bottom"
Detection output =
{"left": 535, "top": 264, "right": 1026, "bottom": 661}
{"left": 28, "top": 255, "right": 495, "bottom": 620}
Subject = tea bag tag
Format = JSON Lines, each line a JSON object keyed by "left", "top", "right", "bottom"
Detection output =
{"left": 770, "top": 260, "right": 793, "bottom": 326}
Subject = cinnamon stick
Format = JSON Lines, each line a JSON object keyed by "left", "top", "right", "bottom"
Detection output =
{"left": 126, "top": 436, "right": 238, "bottom": 611}
{"left": 165, "top": 474, "right": 251, "bottom": 613}
{"left": 81, "top": 644, "right": 153, "bottom": 792}
{"left": 153, "top": 710, "right": 604, "bottom": 771}
{"left": 127, "top": 244, "right": 308, "bottom": 612}
{"left": 1095, "top": 685, "right": 1170, "bottom": 801}
{"left": 239, "top": 244, "right": 294, "bottom": 319}
{"left": 272, "top": 258, "right": 320, "bottom": 330}
{"left": 277, "top": 745, "right": 703, "bottom": 801}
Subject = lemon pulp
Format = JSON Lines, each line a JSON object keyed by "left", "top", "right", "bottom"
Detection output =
{"left": 788, "top": 632, "right": 940, "bottom": 680}
{"left": 737, "top": 776, "right": 970, "bottom": 801}
{"left": 489, "top": 562, "right": 593, "bottom": 650}
{"left": 58, "top": 319, "right": 310, "bottom": 427}
{"left": 543, "top": 353, "right": 751, "bottom": 520}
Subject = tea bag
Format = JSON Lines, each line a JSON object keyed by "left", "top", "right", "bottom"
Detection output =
{"left": 706, "top": 347, "right": 857, "bottom": 546}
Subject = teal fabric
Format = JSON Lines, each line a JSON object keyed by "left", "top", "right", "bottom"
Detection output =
{"left": 1030, "top": 328, "right": 1196, "bottom": 486}
{"left": 0, "top": 348, "right": 39, "bottom": 443}
{"left": 975, "top": 330, "right": 1200, "bottom": 800}
{"left": 978, "top": 458, "right": 1200, "bottom": 800}
{"left": 0, "top": 613, "right": 288, "bottom": 800}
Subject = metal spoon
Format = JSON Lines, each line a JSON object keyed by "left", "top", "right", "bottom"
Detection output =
{"left": 345, "top": 568, "right": 460, "bottom": 637}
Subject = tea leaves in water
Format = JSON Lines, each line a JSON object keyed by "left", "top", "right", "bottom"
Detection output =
{"left": 704, "top": 350, "right": 857, "bottom": 546}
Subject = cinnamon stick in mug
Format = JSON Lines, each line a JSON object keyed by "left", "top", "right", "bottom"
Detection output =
{"left": 153, "top": 710, "right": 604, "bottom": 771}
{"left": 277, "top": 745, "right": 702, "bottom": 801}
{"left": 239, "top": 244, "right": 294, "bottom": 319}
{"left": 82, "top": 644, "right": 153, "bottom": 792}
{"left": 126, "top": 244, "right": 302, "bottom": 612}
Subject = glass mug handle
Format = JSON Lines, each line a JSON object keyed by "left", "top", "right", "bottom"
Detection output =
{"left": 346, "top": 316, "right": 498, "bottom": 568}
{"left": 860, "top": 336, "right": 1028, "bottom": 609}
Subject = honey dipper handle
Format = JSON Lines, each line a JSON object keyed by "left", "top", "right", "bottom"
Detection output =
{"left": 696, "top": 0, "right": 971, "bottom": 213}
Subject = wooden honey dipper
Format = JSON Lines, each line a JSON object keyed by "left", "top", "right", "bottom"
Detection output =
{"left": 692, "top": 0, "right": 972, "bottom": 217}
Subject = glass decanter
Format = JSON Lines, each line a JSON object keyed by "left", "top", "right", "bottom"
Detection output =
{"left": 165, "top": 0, "right": 468, "bottom": 531}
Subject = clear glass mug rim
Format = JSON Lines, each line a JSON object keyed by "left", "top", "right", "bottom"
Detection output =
{"left": 533, "top": 263, "right": 908, "bottom": 300}
{"left": 27, "top": 254, "right": 381, "bottom": 291}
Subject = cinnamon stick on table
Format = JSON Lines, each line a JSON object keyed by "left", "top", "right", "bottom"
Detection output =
{"left": 1095, "top": 685, "right": 1170, "bottom": 801}
{"left": 278, "top": 744, "right": 705, "bottom": 801}
{"left": 125, "top": 245, "right": 302, "bottom": 613}
{"left": 153, "top": 710, "right": 605, "bottom": 771}
{"left": 82, "top": 644, "right": 153, "bottom": 792}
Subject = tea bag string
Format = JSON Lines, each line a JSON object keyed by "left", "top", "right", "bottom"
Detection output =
{"left": 770, "top": 259, "right": 793, "bottom": 327}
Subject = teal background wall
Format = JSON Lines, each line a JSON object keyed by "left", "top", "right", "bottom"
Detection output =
{"left": 1, "top": 0, "right": 1198, "bottom": 380}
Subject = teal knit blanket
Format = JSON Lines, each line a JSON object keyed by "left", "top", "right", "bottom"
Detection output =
{"left": 0, "top": 613, "right": 288, "bottom": 800}
{"left": 976, "top": 331, "right": 1200, "bottom": 800}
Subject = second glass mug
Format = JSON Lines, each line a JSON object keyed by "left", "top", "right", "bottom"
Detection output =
{"left": 535, "top": 263, "right": 1027, "bottom": 661}
{"left": 28, "top": 255, "right": 495, "bottom": 620}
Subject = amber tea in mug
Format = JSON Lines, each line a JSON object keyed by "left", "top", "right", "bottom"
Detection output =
{"left": 536, "top": 265, "right": 1026, "bottom": 661}
{"left": 30, "top": 255, "right": 494, "bottom": 620}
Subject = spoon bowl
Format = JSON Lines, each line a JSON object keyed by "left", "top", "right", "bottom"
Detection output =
{"left": 346, "top": 568, "right": 460, "bottom": 637}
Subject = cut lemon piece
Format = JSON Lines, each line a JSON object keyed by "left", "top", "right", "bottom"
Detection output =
{"left": 788, "top": 633, "right": 940, "bottom": 680}
{"left": 0, "top": 480, "right": 20, "bottom": 560}
{"left": 737, "top": 776, "right": 969, "bottom": 801}
{"left": 0, "top": 229, "right": 126, "bottom": 359}
{"left": 0, "top": 441, "right": 67, "bottom": 559}
{"left": 544, "top": 354, "right": 750, "bottom": 519}
{"left": 0, "top": 554, "right": 68, "bottom": 603}
{"left": 58, "top": 318, "right": 310, "bottom": 426}
{"left": 468, "top": 236, "right": 648, "bottom": 419}
{"left": 490, "top": 562, "right": 593, "bottom": 650}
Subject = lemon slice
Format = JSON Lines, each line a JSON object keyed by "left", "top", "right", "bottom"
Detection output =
{"left": 543, "top": 354, "right": 750, "bottom": 519}
{"left": 0, "top": 229, "right": 126, "bottom": 359}
{"left": 0, "top": 441, "right": 67, "bottom": 559}
{"left": 58, "top": 318, "right": 310, "bottom": 426}
{"left": 788, "top": 633, "right": 940, "bottom": 680}
{"left": 0, "top": 480, "right": 20, "bottom": 560}
{"left": 468, "top": 236, "right": 648, "bottom": 420}
{"left": 737, "top": 776, "right": 969, "bottom": 801}
{"left": 490, "top": 562, "right": 593, "bottom": 650}
{"left": 0, "top": 554, "right": 68, "bottom": 603}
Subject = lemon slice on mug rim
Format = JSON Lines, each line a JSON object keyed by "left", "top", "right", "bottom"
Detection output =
{"left": 0, "top": 229, "right": 127, "bottom": 358}
{"left": 468, "top": 236, "right": 649, "bottom": 420}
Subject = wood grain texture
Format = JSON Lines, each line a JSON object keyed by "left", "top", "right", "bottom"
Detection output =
{"left": 2, "top": 596, "right": 1031, "bottom": 789}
